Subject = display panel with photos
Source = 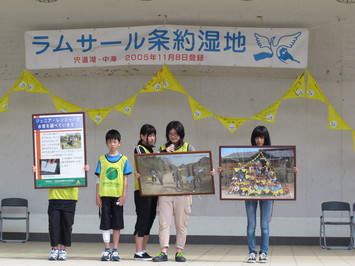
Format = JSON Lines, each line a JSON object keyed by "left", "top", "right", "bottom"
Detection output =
{"left": 135, "top": 151, "right": 214, "bottom": 196}
{"left": 219, "top": 146, "right": 296, "bottom": 200}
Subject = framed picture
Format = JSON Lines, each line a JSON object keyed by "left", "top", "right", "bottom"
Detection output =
{"left": 135, "top": 151, "right": 214, "bottom": 196}
{"left": 32, "top": 112, "right": 87, "bottom": 189}
{"left": 219, "top": 146, "right": 296, "bottom": 200}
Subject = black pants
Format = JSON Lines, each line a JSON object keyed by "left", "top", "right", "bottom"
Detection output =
{"left": 48, "top": 201, "right": 76, "bottom": 247}
{"left": 133, "top": 190, "right": 158, "bottom": 237}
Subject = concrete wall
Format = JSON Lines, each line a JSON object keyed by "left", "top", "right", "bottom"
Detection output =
{"left": 1, "top": 18, "right": 355, "bottom": 241}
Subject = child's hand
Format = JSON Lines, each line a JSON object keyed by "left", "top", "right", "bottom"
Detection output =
{"left": 135, "top": 172, "right": 141, "bottom": 178}
{"left": 32, "top": 165, "right": 37, "bottom": 173}
{"left": 96, "top": 196, "right": 102, "bottom": 208}
{"left": 84, "top": 164, "right": 89, "bottom": 171}
{"left": 210, "top": 169, "right": 215, "bottom": 176}
{"left": 166, "top": 144, "right": 174, "bottom": 153}
{"left": 118, "top": 195, "right": 127, "bottom": 206}
{"left": 217, "top": 166, "right": 223, "bottom": 175}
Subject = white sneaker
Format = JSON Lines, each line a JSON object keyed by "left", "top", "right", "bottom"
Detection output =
{"left": 58, "top": 250, "right": 67, "bottom": 261}
{"left": 259, "top": 252, "right": 268, "bottom": 263}
{"left": 247, "top": 252, "right": 256, "bottom": 263}
{"left": 48, "top": 249, "right": 59, "bottom": 260}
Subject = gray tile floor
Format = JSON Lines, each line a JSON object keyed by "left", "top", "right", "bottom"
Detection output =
{"left": 0, "top": 242, "right": 355, "bottom": 265}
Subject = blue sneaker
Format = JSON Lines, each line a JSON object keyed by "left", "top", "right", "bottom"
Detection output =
{"left": 175, "top": 252, "right": 186, "bottom": 262}
{"left": 100, "top": 250, "right": 111, "bottom": 261}
{"left": 111, "top": 251, "right": 121, "bottom": 261}
{"left": 152, "top": 252, "right": 168, "bottom": 262}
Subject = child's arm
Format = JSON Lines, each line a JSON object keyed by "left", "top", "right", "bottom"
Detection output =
{"left": 118, "top": 175, "right": 128, "bottom": 206}
{"left": 96, "top": 176, "right": 102, "bottom": 208}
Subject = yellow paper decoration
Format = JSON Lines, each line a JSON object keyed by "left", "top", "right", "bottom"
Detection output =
{"left": 252, "top": 99, "right": 282, "bottom": 123}
{"left": 160, "top": 65, "right": 187, "bottom": 95}
{"left": 328, "top": 104, "right": 352, "bottom": 131}
{"left": 51, "top": 94, "right": 84, "bottom": 113}
{"left": 187, "top": 95, "right": 214, "bottom": 120}
{"left": 141, "top": 67, "right": 165, "bottom": 93}
{"left": 306, "top": 72, "right": 329, "bottom": 103}
{"left": 11, "top": 71, "right": 49, "bottom": 94}
{"left": 4, "top": 68, "right": 355, "bottom": 152}
{"left": 87, "top": 107, "right": 113, "bottom": 124}
{"left": 0, "top": 93, "right": 10, "bottom": 112}
{"left": 282, "top": 70, "right": 306, "bottom": 99}
{"left": 215, "top": 115, "right": 248, "bottom": 133}
{"left": 11, "top": 71, "right": 28, "bottom": 92}
{"left": 113, "top": 93, "right": 140, "bottom": 115}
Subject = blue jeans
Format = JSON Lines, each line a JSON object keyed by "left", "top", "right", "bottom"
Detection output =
{"left": 245, "top": 200, "right": 273, "bottom": 254}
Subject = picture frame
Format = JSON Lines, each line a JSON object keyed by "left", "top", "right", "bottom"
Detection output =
{"left": 32, "top": 112, "right": 87, "bottom": 189}
{"left": 135, "top": 151, "right": 214, "bottom": 196}
{"left": 219, "top": 146, "right": 296, "bottom": 200}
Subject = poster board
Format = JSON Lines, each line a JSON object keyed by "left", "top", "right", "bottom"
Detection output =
{"left": 32, "top": 112, "right": 87, "bottom": 188}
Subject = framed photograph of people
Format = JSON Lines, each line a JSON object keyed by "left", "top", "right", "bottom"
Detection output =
{"left": 219, "top": 146, "right": 296, "bottom": 200}
{"left": 135, "top": 151, "right": 214, "bottom": 196}
{"left": 32, "top": 112, "right": 87, "bottom": 189}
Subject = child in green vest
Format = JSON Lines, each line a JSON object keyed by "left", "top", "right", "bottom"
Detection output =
{"left": 95, "top": 129, "right": 132, "bottom": 261}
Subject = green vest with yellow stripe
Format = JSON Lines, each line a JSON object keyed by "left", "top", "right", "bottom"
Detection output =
{"left": 48, "top": 187, "right": 78, "bottom": 200}
{"left": 160, "top": 142, "right": 189, "bottom": 152}
{"left": 99, "top": 154, "right": 127, "bottom": 197}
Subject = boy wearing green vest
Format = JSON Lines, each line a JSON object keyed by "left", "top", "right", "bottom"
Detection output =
{"left": 95, "top": 129, "right": 132, "bottom": 261}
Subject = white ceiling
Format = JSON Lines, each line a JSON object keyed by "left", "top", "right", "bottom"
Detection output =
{"left": 1, "top": 0, "right": 354, "bottom": 32}
{"left": 0, "top": 0, "right": 354, "bottom": 79}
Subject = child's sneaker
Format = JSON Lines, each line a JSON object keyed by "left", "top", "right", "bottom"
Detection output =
{"left": 152, "top": 252, "right": 168, "bottom": 262}
{"left": 134, "top": 252, "right": 152, "bottom": 260}
{"left": 48, "top": 249, "right": 59, "bottom": 260}
{"left": 111, "top": 251, "right": 121, "bottom": 261}
{"left": 259, "top": 252, "right": 268, "bottom": 263}
{"left": 58, "top": 250, "right": 67, "bottom": 261}
{"left": 100, "top": 250, "right": 111, "bottom": 261}
{"left": 247, "top": 252, "right": 256, "bottom": 263}
{"left": 175, "top": 252, "right": 187, "bottom": 262}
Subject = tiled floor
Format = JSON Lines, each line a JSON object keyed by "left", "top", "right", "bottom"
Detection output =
{"left": 0, "top": 242, "right": 354, "bottom": 265}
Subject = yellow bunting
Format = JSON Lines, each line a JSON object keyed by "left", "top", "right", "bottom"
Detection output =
{"left": 87, "top": 107, "right": 113, "bottom": 124}
{"left": 51, "top": 94, "right": 84, "bottom": 113}
{"left": 11, "top": 71, "right": 49, "bottom": 94}
{"left": 0, "top": 93, "right": 10, "bottom": 112}
{"left": 328, "top": 104, "right": 352, "bottom": 131}
{"left": 160, "top": 65, "right": 187, "bottom": 94}
{"left": 11, "top": 71, "right": 28, "bottom": 92}
{"left": 306, "top": 72, "right": 329, "bottom": 103}
{"left": 141, "top": 67, "right": 165, "bottom": 93}
{"left": 23, "top": 71, "right": 50, "bottom": 93}
{"left": 282, "top": 70, "right": 306, "bottom": 99}
{"left": 252, "top": 99, "right": 282, "bottom": 123}
{"left": 215, "top": 115, "right": 248, "bottom": 133}
{"left": 187, "top": 95, "right": 214, "bottom": 120}
{"left": 113, "top": 93, "right": 139, "bottom": 115}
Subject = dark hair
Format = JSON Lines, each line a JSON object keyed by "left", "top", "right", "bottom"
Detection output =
{"left": 250, "top": 125, "right": 271, "bottom": 146}
{"left": 165, "top": 120, "right": 185, "bottom": 146}
{"left": 138, "top": 124, "right": 156, "bottom": 145}
{"left": 105, "top": 129, "right": 121, "bottom": 142}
